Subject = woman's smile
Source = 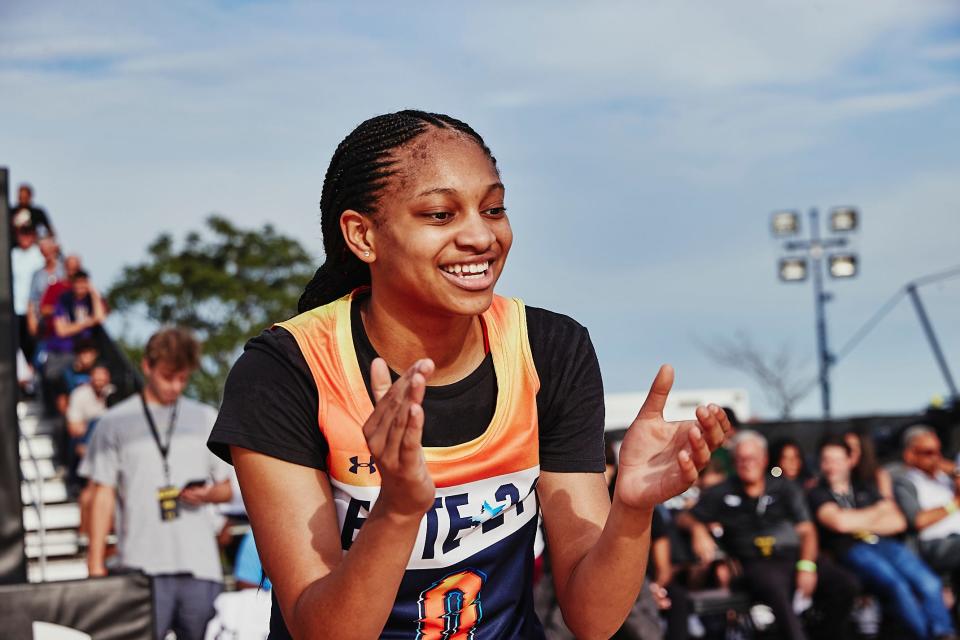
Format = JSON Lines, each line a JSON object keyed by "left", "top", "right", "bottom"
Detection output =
{"left": 439, "top": 258, "right": 496, "bottom": 291}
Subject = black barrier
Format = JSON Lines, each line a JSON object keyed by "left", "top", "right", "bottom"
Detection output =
{"left": 0, "top": 166, "right": 28, "bottom": 584}
{"left": 0, "top": 573, "right": 155, "bottom": 640}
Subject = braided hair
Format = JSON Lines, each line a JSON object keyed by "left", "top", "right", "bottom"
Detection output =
{"left": 298, "top": 110, "right": 498, "bottom": 313}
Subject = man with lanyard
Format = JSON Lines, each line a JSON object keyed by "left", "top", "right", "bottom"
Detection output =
{"left": 82, "top": 327, "right": 232, "bottom": 640}
{"left": 810, "top": 435, "right": 956, "bottom": 640}
{"left": 678, "top": 431, "right": 858, "bottom": 640}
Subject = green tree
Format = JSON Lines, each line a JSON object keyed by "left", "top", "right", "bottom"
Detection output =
{"left": 107, "top": 215, "right": 316, "bottom": 404}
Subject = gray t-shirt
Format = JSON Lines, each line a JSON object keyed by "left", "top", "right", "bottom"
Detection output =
{"left": 80, "top": 394, "right": 230, "bottom": 582}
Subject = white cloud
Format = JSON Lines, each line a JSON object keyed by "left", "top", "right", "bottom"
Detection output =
{"left": 458, "top": 0, "right": 958, "bottom": 95}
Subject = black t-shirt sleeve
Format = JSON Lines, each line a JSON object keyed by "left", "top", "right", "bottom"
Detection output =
{"left": 526, "top": 306, "right": 606, "bottom": 473}
{"left": 208, "top": 327, "right": 328, "bottom": 470}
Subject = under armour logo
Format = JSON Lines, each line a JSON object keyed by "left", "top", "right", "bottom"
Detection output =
{"left": 349, "top": 456, "right": 377, "bottom": 474}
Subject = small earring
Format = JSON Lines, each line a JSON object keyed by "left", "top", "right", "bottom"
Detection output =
{"left": 363, "top": 251, "right": 370, "bottom": 258}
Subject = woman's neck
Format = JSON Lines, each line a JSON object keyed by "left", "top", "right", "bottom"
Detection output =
{"left": 361, "top": 292, "right": 486, "bottom": 385}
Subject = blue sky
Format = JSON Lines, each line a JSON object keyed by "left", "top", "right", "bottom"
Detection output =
{"left": 2, "top": 1, "right": 959, "bottom": 419}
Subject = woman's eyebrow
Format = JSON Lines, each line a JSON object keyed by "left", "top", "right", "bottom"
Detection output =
{"left": 415, "top": 182, "right": 505, "bottom": 198}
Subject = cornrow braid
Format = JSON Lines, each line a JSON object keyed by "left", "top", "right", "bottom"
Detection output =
{"left": 298, "top": 110, "right": 498, "bottom": 313}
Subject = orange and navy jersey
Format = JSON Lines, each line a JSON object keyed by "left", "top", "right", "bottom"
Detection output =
{"left": 278, "top": 290, "right": 545, "bottom": 639}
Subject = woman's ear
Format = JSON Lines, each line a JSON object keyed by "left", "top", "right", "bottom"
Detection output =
{"left": 340, "top": 210, "right": 375, "bottom": 262}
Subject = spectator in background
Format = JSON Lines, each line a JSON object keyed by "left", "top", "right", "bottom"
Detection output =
{"left": 55, "top": 338, "right": 100, "bottom": 415}
{"left": 810, "top": 435, "right": 955, "bottom": 640}
{"left": 11, "top": 223, "right": 45, "bottom": 365}
{"left": 9, "top": 183, "right": 54, "bottom": 247}
{"left": 68, "top": 363, "right": 114, "bottom": 532}
{"left": 649, "top": 506, "right": 692, "bottom": 640}
{"left": 53, "top": 269, "right": 108, "bottom": 344}
{"left": 202, "top": 528, "right": 273, "bottom": 640}
{"left": 39, "top": 253, "right": 82, "bottom": 329}
{"left": 83, "top": 327, "right": 232, "bottom": 640}
{"left": 37, "top": 254, "right": 82, "bottom": 411}
{"left": 894, "top": 426, "right": 960, "bottom": 606}
{"left": 234, "top": 529, "right": 271, "bottom": 591}
{"left": 66, "top": 363, "right": 114, "bottom": 458}
{"left": 771, "top": 438, "right": 817, "bottom": 490}
{"left": 844, "top": 429, "right": 894, "bottom": 499}
{"left": 679, "top": 431, "right": 858, "bottom": 640}
{"left": 26, "top": 235, "right": 64, "bottom": 340}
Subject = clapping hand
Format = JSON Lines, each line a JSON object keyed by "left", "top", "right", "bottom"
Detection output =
{"left": 613, "top": 365, "right": 732, "bottom": 510}
{"left": 364, "top": 358, "right": 436, "bottom": 519}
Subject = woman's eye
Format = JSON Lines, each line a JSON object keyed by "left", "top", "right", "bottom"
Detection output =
{"left": 429, "top": 211, "right": 452, "bottom": 221}
{"left": 484, "top": 207, "right": 507, "bottom": 217}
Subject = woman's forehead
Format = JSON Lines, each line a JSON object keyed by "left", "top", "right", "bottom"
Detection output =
{"left": 388, "top": 129, "right": 499, "bottom": 196}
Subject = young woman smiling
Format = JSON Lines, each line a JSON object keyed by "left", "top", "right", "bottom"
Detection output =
{"left": 208, "top": 110, "right": 731, "bottom": 639}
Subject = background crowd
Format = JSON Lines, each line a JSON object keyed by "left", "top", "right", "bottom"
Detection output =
{"left": 10, "top": 183, "right": 115, "bottom": 493}
{"left": 584, "top": 412, "right": 960, "bottom": 640}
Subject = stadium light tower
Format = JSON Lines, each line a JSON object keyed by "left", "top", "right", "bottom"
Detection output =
{"left": 771, "top": 207, "right": 860, "bottom": 418}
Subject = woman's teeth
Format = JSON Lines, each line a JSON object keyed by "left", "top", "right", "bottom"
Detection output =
{"left": 442, "top": 261, "right": 490, "bottom": 278}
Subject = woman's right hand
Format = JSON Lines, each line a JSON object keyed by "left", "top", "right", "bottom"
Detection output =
{"left": 363, "top": 357, "right": 436, "bottom": 519}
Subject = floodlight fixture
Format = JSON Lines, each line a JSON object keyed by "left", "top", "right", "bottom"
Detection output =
{"left": 771, "top": 210, "right": 800, "bottom": 237}
{"left": 830, "top": 207, "right": 858, "bottom": 233}
{"left": 828, "top": 254, "right": 858, "bottom": 278}
{"left": 779, "top": 257, "right": 808, "bottom": 282}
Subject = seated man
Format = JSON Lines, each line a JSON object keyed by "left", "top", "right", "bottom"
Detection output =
{"left": 53, "top": 338, "right": 100, "bottom": 416}
{"left": 894, "top": 425, "right": 960, "bottom": 602}
{"left": 67, "top": 363, "right": 115, "bottom": 530}
{"left": 679, "top": 431, "right": 857, "bottom": 640}
{"left": 66, "top": 363, "right": 115, "bottom": 458}
{"left": 810, "top": 435, "right": 956, "bottom": 640}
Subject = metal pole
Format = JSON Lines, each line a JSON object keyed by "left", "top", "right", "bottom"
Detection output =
{"left": 809, "top": 208, "right": 832, "bottom": 418}
{"left": 0, "top": 167, "right": 29, "bottom": 583}
{"left": 906, "top": 283, "right": 959, "bottom": 400}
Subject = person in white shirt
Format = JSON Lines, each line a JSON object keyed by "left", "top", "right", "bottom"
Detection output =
{"left": 893, "top": 425, "right": 960, "bottom": 602}
{"left": 11, "top": 224, "right": 45, "bottom": 365}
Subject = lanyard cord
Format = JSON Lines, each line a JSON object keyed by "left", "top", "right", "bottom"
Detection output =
{"left": 140, "top": 392, "right": 179, "bottom": 482}
{"left": 830, "top": 488, "right": 856, "bottom": 509}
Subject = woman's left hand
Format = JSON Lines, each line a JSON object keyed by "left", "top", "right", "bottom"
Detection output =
{"left": 614, "top": 365, "right": 732, "bottom": 510}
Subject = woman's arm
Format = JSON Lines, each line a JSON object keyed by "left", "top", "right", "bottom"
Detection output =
{"left": 234, "top": 448, "right": 423, "bottom": 639}
{"left": 538, "top": 366, "right": 729, "bottom": 639}
{"left": 234, "top": 357, "right": 437, "bottom": 640}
